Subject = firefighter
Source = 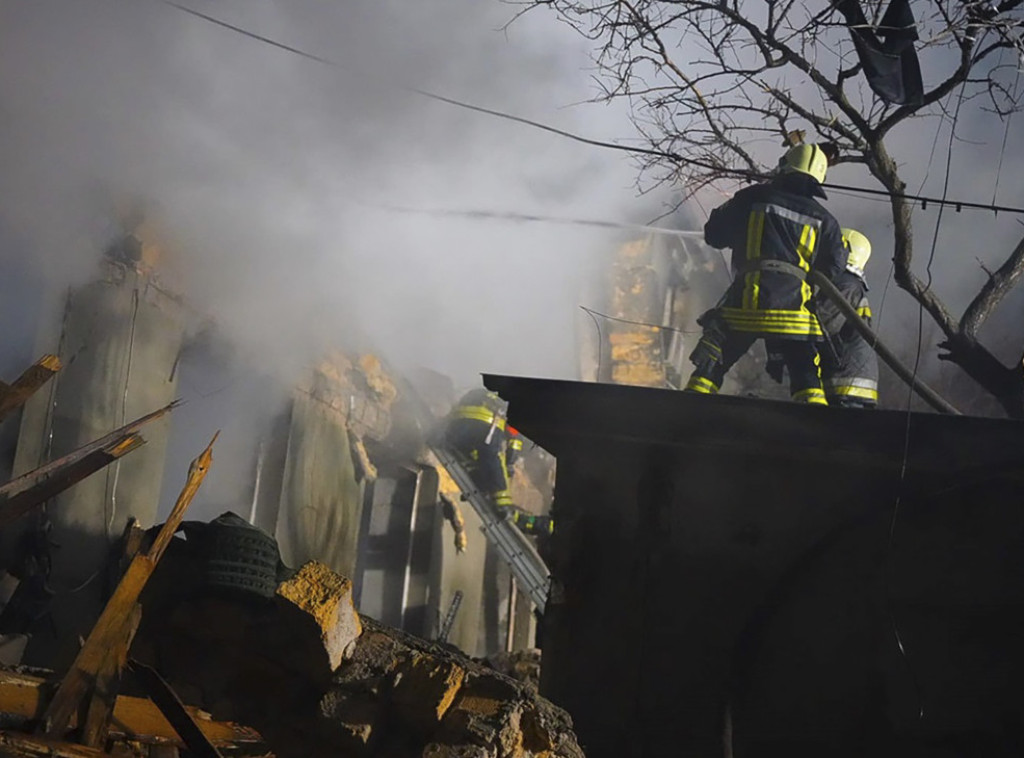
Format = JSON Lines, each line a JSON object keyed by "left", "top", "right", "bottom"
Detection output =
{"left": 814, "top": 228, "right": 879, "bottom": 408}
{"left": 684, "top": 143, "right": 848, "bottom": 403}
{"left": 442, "top": 389, "right": 552, "bottom": 537}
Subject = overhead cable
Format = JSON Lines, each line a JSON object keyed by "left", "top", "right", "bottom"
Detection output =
{"left": 157, "top": 0, "right": 1024, "bottom": 217}
{"left": 360, "top": 202, "right": 706, "bottom": 239}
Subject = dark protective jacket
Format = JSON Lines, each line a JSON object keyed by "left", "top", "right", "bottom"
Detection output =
{"left": 704, "top": 175, "right": 848, "bottom": 341}
{"left": 815, "top": 270, "right": 879, "bottom": 405}
{"left": 443, "top": 389, "right": 512, "bottom": 506}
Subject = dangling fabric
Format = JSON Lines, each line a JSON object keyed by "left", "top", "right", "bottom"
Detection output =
{"left": 834, "top": 0, "right": 923, "bottom": 106}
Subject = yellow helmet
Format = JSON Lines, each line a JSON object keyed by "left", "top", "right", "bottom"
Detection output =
{"left": 779, "top": 143, "right": 829, "bottom": 185}
{"left": 841, "top": 228, "right": 871, "bottom": 275}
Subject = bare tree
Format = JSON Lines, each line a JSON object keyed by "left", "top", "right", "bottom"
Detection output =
{"left": 517, "top": 0, "right": 1024, "bottom": 416}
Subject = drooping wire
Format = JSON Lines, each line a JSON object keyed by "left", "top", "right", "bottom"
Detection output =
{"left": 886, "top": 79, "right": 969, "bottom": 724}
{"left": 579, "top": 305, "right": 700, "bottom": 334}
{"left": 580, "top": 306, "right": 604, "bottom": 382}
{"left": 152, "top": 0, "right": 1024, "bottom": 216}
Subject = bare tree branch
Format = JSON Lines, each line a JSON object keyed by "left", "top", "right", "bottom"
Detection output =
{"left": 515, "top": 0, "right": 1024, "bottom": 414}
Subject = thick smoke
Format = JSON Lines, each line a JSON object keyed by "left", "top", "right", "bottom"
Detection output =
{"left": 2, "top": 2, "right": 1022, "bottom": 518}
{"left": 0, "top": 0, "right": 649, "bottom": 514}
{"left": 0, "top": 0, "right": 640, "bottom": 384}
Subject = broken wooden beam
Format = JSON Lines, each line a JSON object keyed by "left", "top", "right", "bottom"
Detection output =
{"left": 80, "top": 605, "right": 142, "bottom": 748}
{"left": 0, "top": 435, "right": 145, "bottom": 530}
{"left": 0, "top": 731, "right": 106, "bottom": 757}
{"left": 0, "top": 669, "right": 259, "bottom": 747}
{"left": 0, "top": 355, "right": 61, "bottom": 425}
{"left": 39, "top": 432, "right": 218, "bottom": 739}
{"left": 0, "top": 401, "right": 179, "bottom": 530}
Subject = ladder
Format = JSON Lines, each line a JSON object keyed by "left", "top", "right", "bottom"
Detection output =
{"left": 437, "top": 589, "right": 464, "bottom": 643}
{"left": 430, "top": 445, "right": 551, "bottom": 614}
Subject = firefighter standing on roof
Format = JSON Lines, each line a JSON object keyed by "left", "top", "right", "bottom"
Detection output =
{"left": 684, "top": 143, "right": 848, "bottom": 403}
{"left": 442, "top": 389, "right": 552, "bottom": 537}
{"left": 814, "top": 228, "right": 879, "bottom": 408}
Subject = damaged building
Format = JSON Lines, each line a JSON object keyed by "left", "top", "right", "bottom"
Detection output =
{"left": 0, "top": 227, "right": 553, "bottom": 669}
{"left": 0, "top": 208, "right": 1021, "bottom": 758}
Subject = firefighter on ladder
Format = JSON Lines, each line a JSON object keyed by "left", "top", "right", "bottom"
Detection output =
{"left": 442, "top": 389, "right": 553, "bottom": 537}
{"left": 684, "top": 143, "right": 849, "bottom": 403}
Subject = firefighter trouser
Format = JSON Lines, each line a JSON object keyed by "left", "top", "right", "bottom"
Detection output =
{"left": 685, "top": 331, "right": 827, "bottom": 404}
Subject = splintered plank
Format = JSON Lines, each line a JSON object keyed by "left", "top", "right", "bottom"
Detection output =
{"left": 39, "top": 432, "right": 219, "bottom": 739}
{"left": 0, "top": 436, "right": 144, "bottom": 530}
{"left": 0, "top": 669, "right": 261, "bottom": 746}
{"left": 0, "top": 355, "right": 61, "bottom": 425}
{"left": 0, "top": 401, "right": 179, "bottom": 529}
{"left": 80, "top": 605, "right": 142, "bottom": 748}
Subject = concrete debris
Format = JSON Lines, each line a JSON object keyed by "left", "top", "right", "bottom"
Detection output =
{"left": 130, "top": 553, "right": 583, "bottom": 758}
{"left": 486, "top": 649, "right": 541, "bottom": 691}
{"left": 275, "top": 561, "right": 363, "bottom": 672}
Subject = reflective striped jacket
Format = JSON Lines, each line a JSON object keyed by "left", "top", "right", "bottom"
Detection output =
{"left": 815, "top": 270, "right": 879, "bottom": 405}
{"left": 451, "top": 388, "right": 507, "bottom": 430}
{"left": 704, "top": 176, "right": 847, "bottom": 340}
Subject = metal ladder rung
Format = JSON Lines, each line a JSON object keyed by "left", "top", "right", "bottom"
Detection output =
{"left": 431, "top": 446, "right": 550, "bottom": 613}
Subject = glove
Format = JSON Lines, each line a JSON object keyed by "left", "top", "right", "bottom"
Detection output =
{"left": 690, "top": 309, "right": 727, "bottom": 374}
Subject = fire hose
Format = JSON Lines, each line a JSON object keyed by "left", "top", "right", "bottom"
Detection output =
{"left": 808, "top": 270, "right": 961, "bottom": 415}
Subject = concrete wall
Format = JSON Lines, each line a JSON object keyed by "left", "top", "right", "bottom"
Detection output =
{"left": 429, "top": 493, "right": 490, "bottom": 656}
{"left": 274, "top": 391, "right": 364, "bottom": 578}
{"left": 8, "top": 264, "right": 182, "bottom": 666}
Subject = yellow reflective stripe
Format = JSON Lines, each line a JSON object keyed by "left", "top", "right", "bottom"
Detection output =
{"left": 744, "top": 210, "right": 766, "bottom": 310}
{"left": 731, "top": 325, "right": 822, "bottom": 336}
{"left": 857, "top": 306, "right": 872, "bottom": 318}
{"left": 698, "top": 337, "right": 723, "bottom": 358}
{"left": 721, "top": 308, "right": 823, "bottom": 336}
{"left": 792, "top": 387, "right": 828, "bottom": 404}
{"left": 796, "top": 224, "right": 815, "bottom": 309}
{"left": 509, "top": 439, "right": 523, "bottom": 451}
{"left": 685, "top": 376, "right": 720, "bottom": 394}
{"left": 829, "top": 385, "right": 878, "bottom": 401}
{"left": 453, "top": 405, "right": 506, "bottom": 429}
{"left": 494, "top": 490, "right": 513, "bottom": 506}
{"left": 724, "top": 311, "right": 820, "bottom": 324}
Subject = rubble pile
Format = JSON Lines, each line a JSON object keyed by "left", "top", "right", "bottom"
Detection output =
{"left": 134, "top": 557, "right": 582, "bottom": 758}
{"left": 485, "top": 650, "right": 542, "bottom": 691}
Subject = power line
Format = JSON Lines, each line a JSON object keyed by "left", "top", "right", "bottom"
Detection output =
{"left": 360, "top": 202, "right": 706, "bottom": 238}
{"left": 156, "top": 0, "right": 671, "bottom": 162}
{"left": 156, "top": 0, "right": 1024, "bottom": 217}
